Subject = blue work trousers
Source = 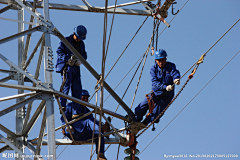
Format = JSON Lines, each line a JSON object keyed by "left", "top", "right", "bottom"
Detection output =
{"left": 65, "top": 120, "right": 105, "bottom": 154}
{"left": 60, "top": 66, "right": 82, "bottom": 112}
{"left": 135, "top": 95, "right": 173, "bottom": 125}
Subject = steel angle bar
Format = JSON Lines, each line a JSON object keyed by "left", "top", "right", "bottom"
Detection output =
{"left": 0, "top": 91, "right": 36, "bottom": 102}
{"left": 42, "top": 0, "right": 56, "bottom": 158}
{"left": 0, "top": 134, "right": 31, "bottom": 160}
{"left": 0, "top": 92, "right": 42, "bottom": 117}
{"left": 32, "top": 34, "right": 45, "bottom": 79}
{"left": 54, "top": 29, "right": 136, "bottom": 120}
{"left": 30, "top": 110, "right": 95, "bottom": 143}
{"left": 0, "top": 16, "right": 38, "bottom": 25}
{"left": 102, "top": 115, "right": 124, "bottom": 141}
{"left": 23, "top": 34, "right": 44, "bottom": 70}
{"left": 55, "top": 97, "right": 75, "bottom": 141}
{"left": 105, "top": 0, "right": 153, "bottom": 9}
{"left": 30, "top": 138, "right": 120, "bottom": 146}
{"left": 35, "top": 108, "right": 46, "bottom": 157}
{"left": 0, "top": 4, "right": 13, "bottom": 14}
{"left": 0, "top": 124, "right": 17, "bottom": 138}
{"left": 0, "top": 0, "right": 11, "bottom": 4}
{"left": 0, "top": 75, "right": 13, "bottom": 83}
{"left": 0, "top": 82, "right": 49, "bottom": 92}
{"left": 0, "top": 145, "right": 9, "bottom": 153}
{"left": 0, "top": 26, "right": 41, "bottom": 45}
{"left": 53, "top": 90, "right": 130, "bottom": 122}
{"left": 23, "top": 0, "right": 39, "bottom": 66}
{"left": 0, "top": 53, "right": 44, "bottom": 87}
{"left": 23, "top": 38, "right": 45, "bottom": 129}
{"left": 26, "top": 142, "right": 36, "bottom": 155}
{"left": 82, "top": 0, "right": 93, "bottom": 11}
{"left": 0, "top": 69, "right": 16, "bottom": 74}
{"left": 34, "top": 2, "right": 151, "bottom": 16}
{"left": 22, "top": 100, "right": 46, "bottom": 136}
{"left": 15, "top": 0, "right": 43, "bottom": 20}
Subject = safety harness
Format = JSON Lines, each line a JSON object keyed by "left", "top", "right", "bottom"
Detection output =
{"left": 145, "top": 93, "right": 155, "bottom": 118}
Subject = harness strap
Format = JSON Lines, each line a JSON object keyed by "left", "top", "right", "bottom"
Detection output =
{"left": 145, "top": 94, "right": 155, "bottom": 118}
{"left": 59, "top": 63, "right": 68, "bottom": 92}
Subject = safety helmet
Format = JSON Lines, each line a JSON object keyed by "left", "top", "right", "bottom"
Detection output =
{"left": 74, "top": 25, "right": 87, "bottom": 40}
{"left": 155, "top": 49, "right": 167, "bottom": 59}
{"left": 82, "top": 89, "right": 90, "bottom": 97}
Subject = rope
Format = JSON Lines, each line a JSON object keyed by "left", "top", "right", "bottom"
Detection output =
{"left": 103, "top": 51, "right": 147, "bottom": 103}
{"left": 90, "top": 86, "right": 99, "bottom": 160}
{"left": 111, "top": 53, "right": 147, "bottom": 114}
{"left": 137, "top": 18, "right": 240, "bottom": 137}
{"left": 105, "top": 0, "right": 118, "bottom": 62}
{"left": 130, "top": 20, "right": 160, "bottom": 109}
{"left": 97, "top": 1, "right": 109, "bottom": 158}
{"left": 139, "top": 50, "right": 240, "bottom": 155}
{"left": 105, "top": 17, "right": 149, "bottom": 79}
{"left": 116, "top": 144, "right": 121, "bottom": 160}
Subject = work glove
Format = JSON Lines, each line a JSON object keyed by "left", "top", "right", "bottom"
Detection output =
{"left": 66, "top": 125, "right": 74, "bottom": 133}
{"left": 174, "top": 79, "right": 180, "bottom": 85}
{"left": 68, "top": 55, "right": 78, "bottom": 66}
{"left": 166, "top": 85, "right": 174, "bottom": 91}
{"left": 75, "top": 59, "right": 82, "bottom": 66}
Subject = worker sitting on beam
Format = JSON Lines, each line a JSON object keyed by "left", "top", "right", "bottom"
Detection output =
{"left": 134, "top": 49, "right": 181, "bottom": 125}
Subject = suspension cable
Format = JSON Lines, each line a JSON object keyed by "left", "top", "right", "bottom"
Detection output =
{"left": 139, "top": 50, "right": 240, "bottom": 155}
{"left": 130, "top": 21, "right": 160, "bottom": 109}
{"left": 105, "top": 17, "right": 149, "bottom": 79}
{"left": 104, "top": 0, "right": 118, "bottom": 63}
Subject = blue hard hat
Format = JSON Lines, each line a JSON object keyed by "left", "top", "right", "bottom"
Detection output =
{"left": 82, "top": 89, "right": 90, "bottom": 97}
{"left": 74, "top": 25, "right": 87, "bottom": 40}
{"left": 155, "top": 49, "right": 167, "bottom": 59}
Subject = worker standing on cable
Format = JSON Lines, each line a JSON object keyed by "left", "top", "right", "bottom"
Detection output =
{"left": 61, "top": 89, "right": 108, "bottom": 160}
{"left": 56, "top": 25, "right": 87, "bottom": 113}
{"left": 135, "top": 49, "right": 181, "bottom": 125}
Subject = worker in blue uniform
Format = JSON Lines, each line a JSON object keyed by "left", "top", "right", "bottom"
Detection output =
{"left": 135, "top": 49, "right": 181, "bottom": 125}
{"left": 56, "top": 25, "right": 87, "bottom": 113}
{"left": 61, "top": 89, "right": 108, "bottom": 160}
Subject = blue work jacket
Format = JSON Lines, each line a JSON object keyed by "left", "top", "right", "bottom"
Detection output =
{"left": 61, "top": 102, "right": 96, "bottom": 134}
{"left": 61, "top": 102, "right": 94, "bottom": 124}
{"left": 150, "top": 62, "right": 180, "bottom": 98}
{"left": 56, "top": 34, "right": 87, "bottom": 73}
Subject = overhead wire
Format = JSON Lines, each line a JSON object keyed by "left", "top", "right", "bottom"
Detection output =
{"left": 139, "top": 49, "right": 240, "bottom": 155}
{"left": 130, "top": 32, "right": 154, "bottom": 109}
{"left": 104, "top": 0, "right": 118, "bottom": 62}
{"left": 96, "top": 0, "right": 109, "bottom": 158}
{"left": 104, "top": 16, "right": 149, "bottom": 79}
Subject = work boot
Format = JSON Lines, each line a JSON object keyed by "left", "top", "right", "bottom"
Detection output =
{"left": 98, "top": 153, "right": 107, "bottom": 160}
{"left": 102, "top": 116, "right": 111, "bottom": 139}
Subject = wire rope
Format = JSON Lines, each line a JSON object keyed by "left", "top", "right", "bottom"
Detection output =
{"left": 105, "top": 0, "right": 118, "bottom": 63}
{"left": 104, "top": 17, "right": 149, "bottom": 79}
{"left": 139, "top": 50, "right": 240, "bottom": 155}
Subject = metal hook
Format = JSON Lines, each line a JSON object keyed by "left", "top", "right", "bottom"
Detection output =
{"left": 172, "top": 2, "right": 179, "bottom": 15}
